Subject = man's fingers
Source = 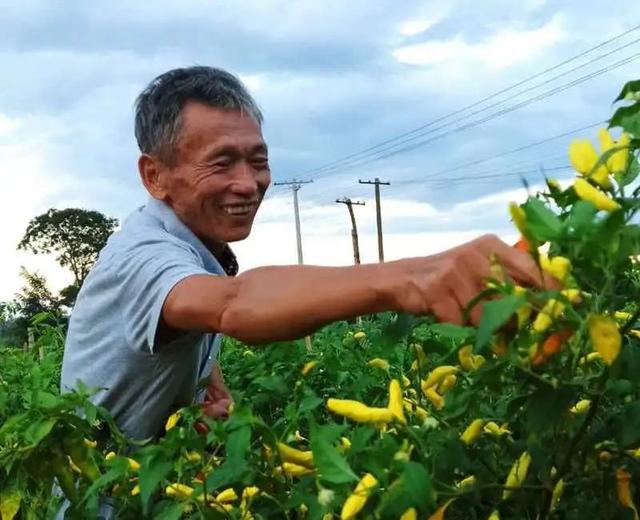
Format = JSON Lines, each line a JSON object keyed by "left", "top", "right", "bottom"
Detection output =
{"left": 202, "top": 399, "right": 232, "bottom": 419}
{"left": 431, "top": 296, "right": 464, "bottom": 325}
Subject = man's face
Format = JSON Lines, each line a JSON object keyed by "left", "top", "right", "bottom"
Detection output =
{"left": 156, "top": 102, "right": 271, "bottom": 244}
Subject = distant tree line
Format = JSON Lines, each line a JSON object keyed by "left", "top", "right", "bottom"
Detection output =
{"left": 0, "top": 208, "right": 118, "bottom": 346}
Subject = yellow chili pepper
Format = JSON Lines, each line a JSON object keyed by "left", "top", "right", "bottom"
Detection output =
{"left": 166, "top": 483, "right": 194, "bottom": 498}
{"left": 550, "top": 479, "right": 564, "bottom": 511}
{"left": 587, "top": 314, "right": 621, "bottom": 365}
{"left": 301, "top": 361, "right": 318, "bottom": 376}
{"left": 339, "top": 437, "right": 352, "bottom": 451}
{"left": 598, "top": 127, "right": 631, "bottom": 175}
{"left": 574, "top": 178, "right": 620, "bottom": 211}
{"left": 569, "top": 399, "right": 591, "bottom": 415}
{"left": 532, "top": 298, "right": 568, "bottom": 332}
{"left": 215, "top": 488, "right": 238, "bottom": 503}
{"left": 277, "top": 442, "right": 314, "bottom": 468}
{"left": 502, "top": 451, "right": 532, "bottom": 500}
{"left": 423, "top": 387, "right": 445, "bottom": 410}
{"left": 579, "top": 351, "right": 602, "bottom": 365}
{"left": 427, "top": 498, "right": 455, "bottom": 520}
{"left": 327, "top": 399, "right": 394, "bottom": 424}
{"left": 340, "top": 473, "right": 378, "bottom": 520}
{"left": 275, "top": 462, "right": 315, "bottom": 478}
{"left": 367, "top": 358, "right": 389, "bottom": 370}
{"left": 615, "top": 311, "right": 633, "bottom": 322}
{"left": 458, "top": 345, "right": 486, "bottom": 371}
{"left": 483, "top": 421, "right": 511, "bottom": 436}
{"left": 400, "top": 508, "right": 417, "bottom": 520}
{"left": 438, "top": 374, "right": 457, "bottom": 394}
{"left": 410, "top": 343, "right": 428, "bottom": 371}
{"left": 569, "top": 136, "right": 612, "bottom": 189}
{"left": 388, "top": 379, "right": 407, "bottom": 424}
{"left": 422, "top": 366, "right": 459, "bottom": 390}
{"left": 626, "top": 448, "right": 640, "bottom": 459}
{"left": 460, "top": 419, "right": 485, "bottom": 446}
{"left": 458, "top": 475, "right": 477, "bottom": 489}
{"left": 83, "top": 438, "right": 97, "bottom": 449}
{"left": 105, "top": 452, "right": 140, "bottom": 472}
{"left": 165, "top": 411, "right": 181, "bottom": 431}
{"left": 353, "top": 331, "right": 366, "bottom": 340}
{"left": 616, "top": 468, "right": 639, "bottom": 520}
{"left": 488, "top": 510, "right": 500, "bottom": 520}
{"left": 509, "top": 202, "right": 527, "bottom": 235}
{"left": 539, "top": 254, "right": 571, "bottom": 282}
{"left": 513, "top": 286, "right": 532, "bottom": 327}
{"left": 184, "top": 451, "right": 202, "bottom": 463}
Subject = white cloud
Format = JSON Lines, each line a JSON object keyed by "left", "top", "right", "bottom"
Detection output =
{"left": 0, "top": 117, "right": 74, "bottom": 301}
{"left": 393, "top": 14, "right": 565, "bottom": 69}
{"left": 399, "top": 19, "right": 437, "bottom": 37}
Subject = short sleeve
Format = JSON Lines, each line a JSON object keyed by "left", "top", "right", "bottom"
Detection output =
{"left": 116, "top": 236, "right": 211, "bottom": 353}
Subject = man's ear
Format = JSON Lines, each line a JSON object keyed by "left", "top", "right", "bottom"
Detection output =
{"left": 138, "top": 154, "right": 168, "bottom": 199}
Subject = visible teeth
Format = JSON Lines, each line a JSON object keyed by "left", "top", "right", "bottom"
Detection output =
{"left": 223, "top": 204, "right": 254, "bottom": 215}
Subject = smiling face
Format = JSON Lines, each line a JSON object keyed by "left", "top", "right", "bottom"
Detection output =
{"left": 140, "top": 102, "right": 271, "bottom": 245}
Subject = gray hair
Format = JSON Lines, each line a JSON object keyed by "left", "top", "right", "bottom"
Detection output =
{"left": 134, "top": 66, "right": 263, "bottom": 165}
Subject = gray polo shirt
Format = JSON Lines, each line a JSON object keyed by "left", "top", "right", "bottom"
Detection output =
{"left": 60, "top": 197, "right": 233, "bottom": 440}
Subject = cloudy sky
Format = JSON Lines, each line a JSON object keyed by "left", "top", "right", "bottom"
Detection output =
{"left": 1, "top": 0, "right": 639, "bottom": 300}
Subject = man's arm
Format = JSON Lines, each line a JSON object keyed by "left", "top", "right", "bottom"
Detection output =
{"left": 162, "top": 234, "right": 550, "bottom": 345}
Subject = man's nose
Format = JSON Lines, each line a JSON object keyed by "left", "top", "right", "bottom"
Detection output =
{"left": 230, "top": 162, "right": 259, "bottom": 196}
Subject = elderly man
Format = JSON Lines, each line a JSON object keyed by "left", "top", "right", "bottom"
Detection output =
{"left": 60, "top": 66, "right": 545, "bottom": 441}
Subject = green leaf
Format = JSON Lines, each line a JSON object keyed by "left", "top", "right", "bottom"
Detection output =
{"left": 474, "top": 295, "right": 525, "bottom": 352}
{"left": 310, "top": 421, "right": 357, "bottom": 484}
{"left": 140, "top": 455, "right": 173, "bottom": 513}
{"left": 525, "top": 386, "right": 575, "bottom": 432}
{"left": 617, "top": 400, "right": 640, "bottom": 446}
{"left": 153, "top": 501, "right": 187, "bottom": 520}
{"left": 428, "top": 323, "right": 475, "bottom": 343}
{"left": 610, "top": 102, "right": 640, "bottom": 136}
{"left": 299, "top": 394, "right": 323, "bottom": 414}
{"left": 613, "top": 79, "right": 640, "bottom": 103}
{"left": 566, "top": 201, "right": 597, "bottom": 236}
{"left": 620, "top": 155, "right": 640, "bottom": 187}
{"left": 24, "top": 418, "right": 57, "bottom": 446}
{"left": 380, "top": 313, "right": 417, "bottom": 351}
{"left": 377, "top": 462, "right": 433, "bottom": 517}
{"left": 226, "top": 426, "right": 251, "bottom": 468}
{"left": 523, "top": 198, "right": 563, "bottom": 241}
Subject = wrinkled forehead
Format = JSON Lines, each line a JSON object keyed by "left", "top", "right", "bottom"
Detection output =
{"left": 175, "top": 102, "right": 266, "bottom": 160}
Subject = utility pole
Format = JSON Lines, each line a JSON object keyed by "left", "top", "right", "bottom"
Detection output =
{"left": 273, "top": 179, "right": 313, "bottom": 264}
{"left": 273, "top": 179, "right": 313, "bottom": 350}
{"left": 358, "top": 178, "right": 390, "bottom": 262}
{"left": 335, "top": 198, "right": 365, "bottom": 265}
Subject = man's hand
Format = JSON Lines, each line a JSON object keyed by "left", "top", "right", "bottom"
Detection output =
{"left": 201, "top": 364, "right": 233, "bottom": 419}
{"left": 393, "top": 234, "right": 556, "bottom": 326}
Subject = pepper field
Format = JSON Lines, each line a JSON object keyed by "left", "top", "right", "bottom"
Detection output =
{"left": 1, "top": 80, "right": 640, "bottom": 520}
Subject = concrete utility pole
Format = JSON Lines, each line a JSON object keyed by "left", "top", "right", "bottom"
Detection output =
{"left": 335, "top": 198, "right": 365, "bottom": 265}
{"left": 273, "top": 179, "right": 313, "bottom": 265}
{"left": 273, "top": 179, "right": 313, "bottom": 350}
{"left": 358, "top": 178, "right": 390, "bottom": 262}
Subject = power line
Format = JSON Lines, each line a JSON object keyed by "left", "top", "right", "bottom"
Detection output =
{"left": 300, "top": 51, "right": 640, "bottom": 179}
{"left": 293, "top": 25, "right": 640, "bottom": 181}
{"left": 395, "top": 120, "right": 602, "bottom": 186}
{"left": 305, "top": 120, "right": 596, "bottom": 202}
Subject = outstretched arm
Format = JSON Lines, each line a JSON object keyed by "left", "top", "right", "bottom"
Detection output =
{"left": 162, "top": 234, "right": 550, "bottom": 345}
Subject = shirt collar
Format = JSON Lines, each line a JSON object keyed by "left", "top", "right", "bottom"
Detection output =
{"left": 144, "top": 197, "right": 239, "bottom": 276}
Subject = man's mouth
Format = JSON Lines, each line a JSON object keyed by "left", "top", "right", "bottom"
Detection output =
{"left": 221, "top": 201, "right": 259, "bottom": 216}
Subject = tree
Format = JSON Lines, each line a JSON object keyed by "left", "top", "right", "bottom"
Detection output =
{"left": 18, "top": 208, "right": 118, "bottom": 289}
{"left": 0, "top": 268, "right": 62, "bottom": 346}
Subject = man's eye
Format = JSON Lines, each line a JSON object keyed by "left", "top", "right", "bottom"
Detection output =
{"left": 212, "top": 158, "right": 232, "bottom": 168}
{"left": 252, "top": 158, "right": 270, "bottom": 169}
